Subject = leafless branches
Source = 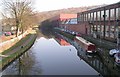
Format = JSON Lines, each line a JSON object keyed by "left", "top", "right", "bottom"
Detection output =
{"left": 2, "top": 0, "right": 37, "bottom": 37}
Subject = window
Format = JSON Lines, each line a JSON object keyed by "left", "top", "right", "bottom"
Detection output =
{"left": 106, "top": 10, "right": 109, "bottom": 20}
{"left": 97, "top": 25, "right": 101, "bottom": 32}
{"left": 91, "top": 13, "right": 93, "bottom": 21}
{"left": 78, "top": 14, "right": 81, "bottom": 22}
{"left": 110, "top": 9, "right": 115, "bottom": 20}
{"left": 81, "top": 14, "right": 83, "bottom": 22}
{"left": 69, "top": 18, "right": 77, "bottom": 24}
{"left": 86, "top": 13, "right": 88, "bottom": 21}
{"left": 83, "top": 14, "right": 85, "bottom": 21}
{"left": 94, "top": 25, "right": 97, "bottom": 31}
{"left": 94, "top": 12, "right": 96, "bottom": 21}
{"left": 101, "top": 25, "right": 104, "bottom": 36}
{"left": 105, "top": 25, "right": 109, "bottom": 37}
{"left": 84, "top": 14, "right": 86, "bottom": 21}
{"left": 110, "top": 26, "right": 115, "bottom": 38}
{"left": 118, "top": 8, "right": 120, "bottom": 20}
{"left": 88, "top": 13, "right": 90, "bottom": 21}
{"left": 91, "top": 25, "right": 93, "bottom": 34}
{"left": 97, "top": 11, "right": 100, "bottom": 21}
{"left": 101, "top": 10, "right": 104, "bottom": 20}
{"left": 116, "top": 8, "right": 120, "bottom": 20}
{"left": 82, "top": 14, "right": 84, "bottom": 21}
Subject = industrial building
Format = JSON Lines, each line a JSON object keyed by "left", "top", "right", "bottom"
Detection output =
{"left": 52, "top": 2, "right": 120, "bottom": 42}
{"left": 77, "top": 2, "right": 120, "bottom": 41}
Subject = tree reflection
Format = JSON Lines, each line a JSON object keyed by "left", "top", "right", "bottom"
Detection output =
{"left": 16, "top": 50, "right": 42, "bottom": 75}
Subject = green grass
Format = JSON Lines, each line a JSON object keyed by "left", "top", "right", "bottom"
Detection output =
{"left": 2, "top": 34, "right": 31, "bottom": 55}
{"left": 54, "top": 29, "right": 75, "bottom": 40}
{"left": 0, "top": 33, "right": 37, "bottom": 70}
{"left": 82, "top": 35, "right": 116, "bottom": 50}
{"left": 60, "top": 32, "right": 75, "bottom": 40}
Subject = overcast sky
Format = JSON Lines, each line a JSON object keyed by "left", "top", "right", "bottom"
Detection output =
{"left": 0, "top": 0, "right": 119, "bottom": 14}
{"left": 34, "top": 0, "right": 120, "bottom": 12}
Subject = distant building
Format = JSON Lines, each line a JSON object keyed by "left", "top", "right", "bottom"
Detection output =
{"left": 50, "top": 13, "right": 77, "bottom": 27}
{"left": 1, "top": 18, "right": 16, "bottom": 32}
{"left": 2, "top": 25, "right": 16, "bottom": 32}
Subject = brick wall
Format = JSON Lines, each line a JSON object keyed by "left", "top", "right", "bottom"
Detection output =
{"left": 60, "top": 24, "right": 89, "bottom": 34}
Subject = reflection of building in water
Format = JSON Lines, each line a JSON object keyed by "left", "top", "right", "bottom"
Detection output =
{"left": 54, "top": 33, "right": 70, "bottom": 46}
{"left": 55, "top": 36, "right": 70, "bottom": 46}
{"left": 60, "top": 39, "right": 70, "bottom": 46}
{"left": 77, "top": 48, "right": 120, "bottom": 76}
{"left": 72, "top": 40, "right": 119, "bottom": 76}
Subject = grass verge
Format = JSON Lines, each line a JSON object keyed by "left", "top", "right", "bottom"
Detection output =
{"left": 2, "top": 34, "right": 31, "bottom": 55}
{"left": 0, "top": 31, "right": 37, "bottom": 70}
{"left": 54, "top": 29, "right": 75, "bottom": 40}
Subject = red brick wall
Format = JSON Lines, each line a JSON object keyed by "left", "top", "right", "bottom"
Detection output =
{"left": 60, "top": 24, "right": 88, "bottom": 34}
{"left": 60, "top": 14, "right": 77, "bottom": 20}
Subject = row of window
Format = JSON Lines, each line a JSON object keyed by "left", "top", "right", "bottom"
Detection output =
{"left": 90, "top": 25, "right": 120, "bottom": 38}
{"left": 78, "top": 8, "right": 120, "bottom": 22}
{"left": 60, "top": 18, "right": 77, "bottom": 24}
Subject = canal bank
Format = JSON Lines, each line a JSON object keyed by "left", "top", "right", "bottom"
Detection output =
{"left": 0, "top": 29, "right": 37, "bottom": 70}
{"left": 81, "top": 35, "right": 116, "bottom": 50}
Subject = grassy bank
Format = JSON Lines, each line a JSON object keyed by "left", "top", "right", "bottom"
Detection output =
{"left": 81, "top": 35, "right": 116, "bottom": 50}
{"left": 54, "top": 29, "right": 75, "bottom": 40}
{"left": 2, "top": 34, "right": 31, "bottom": 55}
{"left": 0, "top": 30, "right": 37, "bottom": 70}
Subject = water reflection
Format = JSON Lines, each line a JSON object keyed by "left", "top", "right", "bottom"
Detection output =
{"left": 2, "top": 29, "right": 120, "bottom": 76}
{"left": 71, "top": 36, "right": 120, "bottom": 76}
{"left": 31, "top": 37, "right": 99, "bottom": 75}
{"left": 2, "top": 34, "right": 99, "bottom": 75}
{"left": 2, "top": 49, "right": 42, "bottom": 75}
{"left": 54, "top": 33, "right": 70, "bottom": 46}
{"left": 53, "top": 32, "right": 120, "bottom": 76}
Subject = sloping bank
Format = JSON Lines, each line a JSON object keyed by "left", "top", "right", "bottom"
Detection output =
{"left": 0, "top": 30, "right": 37, "bottom": 70}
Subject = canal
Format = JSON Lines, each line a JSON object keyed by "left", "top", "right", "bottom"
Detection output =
{"left": 1, "top": 31, "right": 120, "bottom": 76}
{"left": 1, "top": 31, "right": 100, "bottom": 75}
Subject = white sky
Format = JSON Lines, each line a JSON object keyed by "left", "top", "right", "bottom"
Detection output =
{"left": 0, "top": 0, "right": 119, "bottom": 15}
{"left": 34, "top": 0, "right": 120, "bottom": 12}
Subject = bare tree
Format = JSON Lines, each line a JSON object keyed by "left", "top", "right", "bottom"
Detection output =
{"left": 2, "top": 0, "right": 35, "bottom": 37}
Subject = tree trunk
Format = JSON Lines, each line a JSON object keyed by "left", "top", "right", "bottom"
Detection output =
{"left": 16, "top": 20, "right": 19, "bottom": 37}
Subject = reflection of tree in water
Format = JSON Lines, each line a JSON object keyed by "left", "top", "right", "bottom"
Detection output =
{"left": 16, "top": 49, "right": 42, "bottom": 75}
{"left": 39, "top": 19, "right": 54, "bottom": 39}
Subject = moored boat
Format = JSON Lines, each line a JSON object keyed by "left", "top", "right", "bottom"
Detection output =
{"left": 74, "top": 36, "right": 96, "bottom": 53}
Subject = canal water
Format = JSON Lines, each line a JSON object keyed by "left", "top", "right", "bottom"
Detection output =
{"left": 1, "top": 32, "right": 100, "bottom": 75}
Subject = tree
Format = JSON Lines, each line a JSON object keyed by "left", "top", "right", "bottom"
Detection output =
{"left": 2, "top": 0, "right": 35, "bottom": 37}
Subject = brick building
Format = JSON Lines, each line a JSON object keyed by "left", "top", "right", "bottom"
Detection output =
{"left": 77, "top": 2, "right": 120, "bottom": 41}
{"left": 51, "top": 2, "right": 120, "bottom": 42}
{"left": 50, "top": 14, "right": 77, "bottom": 27}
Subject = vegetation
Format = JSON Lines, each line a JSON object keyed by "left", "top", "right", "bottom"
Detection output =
{"left": 82, "top": 35, "right": 116, "bottom": 50}
{"left": 56, "top": 30, "right": 75, "bottom": 40}
{"left": 2, "top": 0, "right": 38, "bottom": 37}
{"left": 0, "top": 31, "right": 37, "bottom": 70}
{"left": 2, "top": 34, "right": 31, "bottom": 55}
{"left": 39, "top": 19, "right": 54, "bottom": 37}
